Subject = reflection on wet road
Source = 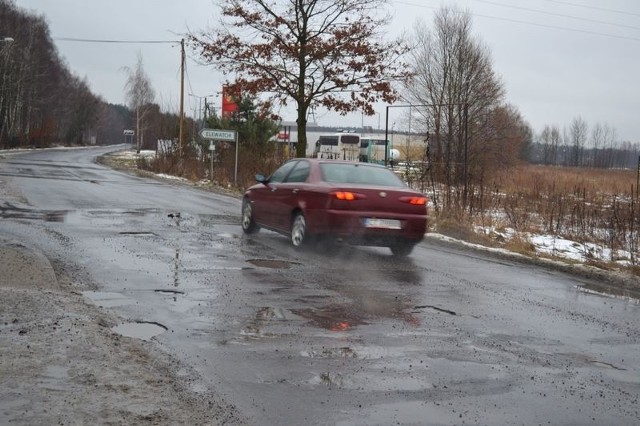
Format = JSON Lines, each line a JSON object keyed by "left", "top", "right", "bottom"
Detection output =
{"left": 1, "top": 147, "right": 639, "bottom": 426}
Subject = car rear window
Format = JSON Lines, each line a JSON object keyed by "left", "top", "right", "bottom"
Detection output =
{"left": 319, "top": 163, "right": 406, "bottom": 187}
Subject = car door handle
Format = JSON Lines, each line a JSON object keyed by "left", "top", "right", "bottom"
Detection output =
{"left": 292, "top": 189, "right": 299, "bottom": 194}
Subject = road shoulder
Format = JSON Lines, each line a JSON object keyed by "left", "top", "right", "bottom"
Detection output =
{"left": 0, "top": 240, "right": 242, "bottom": 425}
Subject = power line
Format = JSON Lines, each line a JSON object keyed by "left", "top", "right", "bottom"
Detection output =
{"left": 54, "top": 37, "right": 180, "bottom": 44}
{"left": 472, "top": 0, "right": 640, "bottom": 31}
{"left": 540, "top": 0, "right": 640, "bottom": 17}
{"left": 394, "top": 1, "right": 640, "bottom": 42}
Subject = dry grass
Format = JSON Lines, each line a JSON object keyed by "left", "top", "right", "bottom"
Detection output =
{"left": 493, "top": 165, "right": 636, "bottom": 197}
{"left": 475, "top": 165, "right": 638, "bottom": 269}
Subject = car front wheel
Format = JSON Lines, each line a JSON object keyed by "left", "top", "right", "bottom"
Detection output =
{"left": 290, "top": 212, "right": 308, "bottom": 247}
{"left": 241, "top": 199, "right": 259, "bottom": 234}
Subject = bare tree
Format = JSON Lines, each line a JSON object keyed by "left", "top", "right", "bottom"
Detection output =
{"left": 538, "top": 125, "right": 564, "bottom": 166}
{"left": 590, "top": 122, "right": 605, "bottom": 167}
{"left": 189, "top": 0, "right": 409, "bottom": 157}
{"left": 404, "top": 6, "right": 509, "bottom": 213}
{"left": 550, "top": 125, "right": 561, "bottom": 165}
{"left": 1, "top": 0, "right": 102, "bottom": 147}
{"left": 569, "top": 116, "right": 588, "bottom": 167}
{"left": 603, "top": 123, "right": 618, "bottom": 168}
{"left": 123, "top": 52, "right": 155, "bottom": 153}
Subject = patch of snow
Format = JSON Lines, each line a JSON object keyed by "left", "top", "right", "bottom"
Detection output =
{"left": 156, "top": 174, "right": 188, "bottom": 182}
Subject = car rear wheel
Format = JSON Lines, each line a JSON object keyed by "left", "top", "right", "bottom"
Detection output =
{"left": 290, "top": 212, "right": 308, "bottom": 247}
{"left": 390, "top": 241, "right": 415, "bottom": 257}
{"left": 241, "top": 199, "right": 259, "bottom": 234}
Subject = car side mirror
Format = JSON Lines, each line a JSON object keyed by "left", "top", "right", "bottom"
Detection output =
{"left": 255, "top": 174, "right": 268, "bottom": 184}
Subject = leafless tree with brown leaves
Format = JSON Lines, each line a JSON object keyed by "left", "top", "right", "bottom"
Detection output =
{"left": 189, "top": 0, "right": 410, "bottom": 157}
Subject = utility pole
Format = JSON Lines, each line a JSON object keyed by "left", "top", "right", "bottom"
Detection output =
{"left": 179, "top": 38, "right": 185, "bottom": 158}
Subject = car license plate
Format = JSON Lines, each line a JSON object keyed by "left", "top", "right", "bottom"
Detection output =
{"left": 363, "top": 218, "right": 401, "bottom": 229}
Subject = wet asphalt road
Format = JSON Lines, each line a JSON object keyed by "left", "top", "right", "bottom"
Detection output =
{"left": 1, "top": 146, "right": 639, "bottom": 425}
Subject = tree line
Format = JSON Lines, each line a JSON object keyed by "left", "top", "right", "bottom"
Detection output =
{"left": 0, "top": 0, "right": 188, "bottom": 149}
{"left": 529, "top": 118, "right": 638, "bottom": 169}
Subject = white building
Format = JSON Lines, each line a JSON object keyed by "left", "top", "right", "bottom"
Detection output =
{"left": 276, "top": 122, "right": 427, "bottom": 160}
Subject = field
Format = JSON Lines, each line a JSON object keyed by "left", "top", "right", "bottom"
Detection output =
{"left": 428, "top": 164, "right": 640, "bottom": 274}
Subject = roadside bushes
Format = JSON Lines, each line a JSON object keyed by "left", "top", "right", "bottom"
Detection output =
{"left": 418, "top": 165, "right": 639, "bottom": 267}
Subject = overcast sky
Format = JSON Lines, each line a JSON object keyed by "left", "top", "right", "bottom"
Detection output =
{"left": 13, "top": 0, "right": 640, "bottom": 141}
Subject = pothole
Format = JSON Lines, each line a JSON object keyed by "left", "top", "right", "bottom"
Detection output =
{"left": 111, "top": 321, "right": 168, "bottom": 341}
{"left": 292, "top": 305, "right": 368, "bottom": 331}
{"left": 301, "top": 347, "right": 357, "bottom": 359}
{"left": 118, "top": 231, "right": 157, "bottom": 236}
{"left": 309, "top": 372, "right": 347, "bottom": 388}
{"left": 247, "top": 259, "right": 298, "bottom": 269}
{"left": 154, "top": 289, "right": 185, "bottom": 295}
{"left": 413, "top": 305, "right": 457, "bottom": 315}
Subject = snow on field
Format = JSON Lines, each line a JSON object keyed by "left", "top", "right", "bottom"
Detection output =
{"left": 529, "top": 234, "right": 632, "bottom": 265}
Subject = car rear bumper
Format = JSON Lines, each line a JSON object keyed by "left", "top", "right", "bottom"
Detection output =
{"left": 306, "top": 209, "right": 427, "bottom": 243}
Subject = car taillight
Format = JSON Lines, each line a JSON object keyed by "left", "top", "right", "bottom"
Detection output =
{"left": 332, "top": 191, "right": 364, "bottom": 201}
{"left": 399, "top": 196, "right": 427, "bottom": 205}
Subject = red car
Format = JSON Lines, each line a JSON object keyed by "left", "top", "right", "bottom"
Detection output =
{"left": 241, "top": 159, "right": 428, "bottom": 256}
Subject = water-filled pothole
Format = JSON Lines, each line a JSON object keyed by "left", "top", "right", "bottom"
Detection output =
{"left": 154, "top": 289, "right": 185, "bottom": 295}
{"left": 111, "top": 321, "right": 168, "bottom": 341}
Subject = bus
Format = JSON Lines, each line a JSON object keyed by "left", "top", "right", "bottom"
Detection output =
{"left": 314, "top": 133, "right": 360, "bottom": 161}
{"left": 359, "top": 138, "right": 390, "bottom": 165}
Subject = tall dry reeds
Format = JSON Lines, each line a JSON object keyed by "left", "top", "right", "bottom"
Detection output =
{"left": 464, "top": 165, "right": 639, "bottom": 266}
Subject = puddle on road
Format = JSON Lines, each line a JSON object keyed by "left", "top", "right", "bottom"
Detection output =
{"left": 154, "top": 289, "right": 185, "bottom": 296}
{"left": 292, "top": 295, "right": 422, "bottom": 331}
{"left": 111, "top": 321, "right": 167, "bottom": 341}
{"left": 292, "top": 305, "right": 368, "bottom": 331}
{"left": 0, "top": 203, "right": 68, "bottom": 222}
{"left": 0, "top": 205, "right": 163, "bottom": 226}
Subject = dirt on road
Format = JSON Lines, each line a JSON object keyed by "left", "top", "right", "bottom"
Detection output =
{"left": 0, "top": 239, "right": 244, "bottom": 425}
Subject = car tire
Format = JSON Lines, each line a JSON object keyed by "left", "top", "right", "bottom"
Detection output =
{"left": 290, "top": 212, "right": 308, "bottom": 247}
{"left": 390, "top": 241, "right": 415, "bottom": 257}
{"left": 241, "top": 199, "right": 259, "bottom": 234}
